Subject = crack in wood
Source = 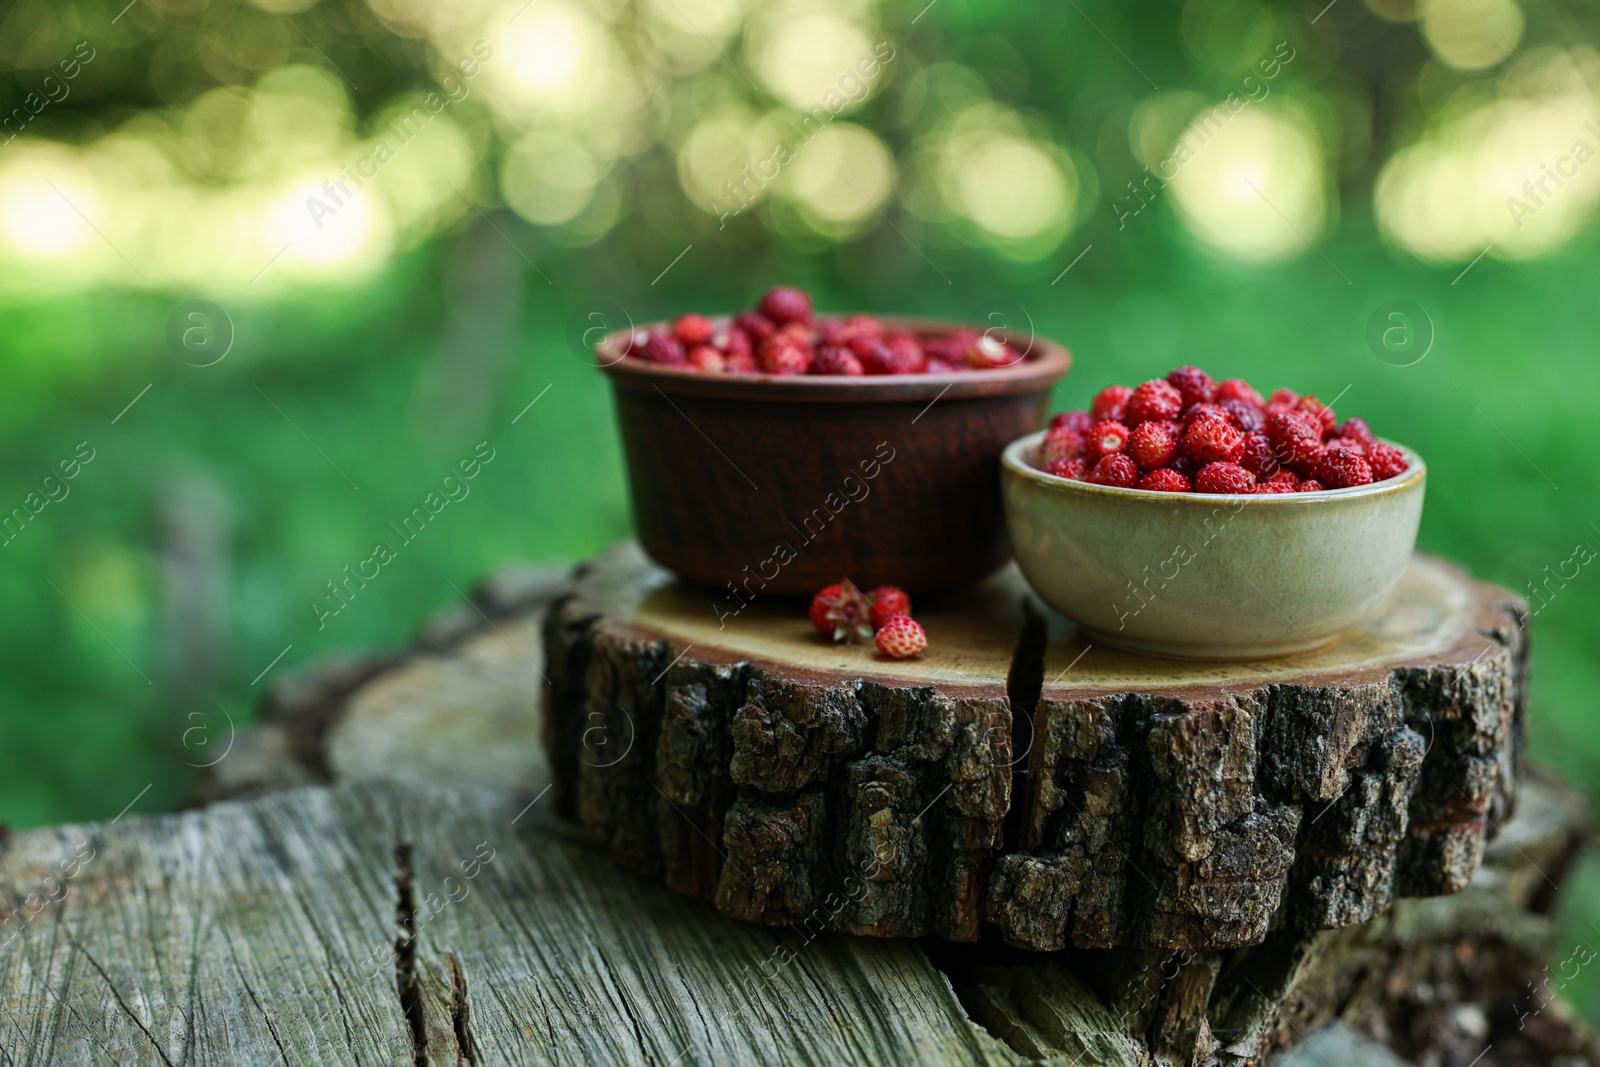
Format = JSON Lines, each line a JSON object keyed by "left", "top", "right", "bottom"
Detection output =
{"left": 230, "top": 950, "right": 290, "bottom": 1067}
{"left": 393, "top": 842, "right": 428, "bottom": 1067}
{"left": 447, "top": 953, "right": 478, "bottom": 1066}
{"left": 999, "top": 597, "right": 1047, "bottom": 857}
{"left": 17, "top": 908, "right": 133, "bottom": 1067}
{"left": 64, "top": 931, "right": 178, "bottom": 1067}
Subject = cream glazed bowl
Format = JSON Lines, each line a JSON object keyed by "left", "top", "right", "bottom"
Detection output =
{"left": 1000, "top": 431, "right": 1427, "bottom": 660}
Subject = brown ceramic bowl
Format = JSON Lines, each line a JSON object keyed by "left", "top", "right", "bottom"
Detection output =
{"left": 597, "top": 317, "right": 1070, "bottom": 598}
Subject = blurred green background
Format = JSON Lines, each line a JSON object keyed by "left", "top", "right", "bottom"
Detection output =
{"left": 3, "top": 0, "right": 1598, "bottom": 1022}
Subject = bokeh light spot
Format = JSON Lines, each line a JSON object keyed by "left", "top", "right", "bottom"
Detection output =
{"left": 1169, "top": 107, "right": 1327, "bottom": 261}
{"left": 0, "top": 172, "right": 95, "bottom": 260}
{"left": 778, "top": 123, "right": 894, "bottom": 235}
{"left": 502, "top": 133, "right": 602, "bottom": 226}
{"left": 956, "top": 136, "right": 1070, "bottom": 242}
{"left": 747, "top": 12, "right": 877, "bottom": 112}
{"left": 1420, "top": 0, "right": 1524, "bottom": 72}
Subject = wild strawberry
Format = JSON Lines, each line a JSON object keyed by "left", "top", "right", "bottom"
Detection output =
{"left": 1266, "top": 388, "right": 1300, "bottom": 413}
{"left": 1268, "top": 469, "right": 1298, "bottom": 486}
{"left": 725, "top": 351, "right": 757, "bottom": 374}
{"left": 734, "top": 312, "right": 776, "bottom": 344}
{"left": 925, "top": 329, "right": 977, "bottom": 365}
{"left": 776, "top": 321, "right": 815, "bottom": 347}
{"left": 758, "top": 335, "right": 811, "bottom": 375}
{"left": 1296, "top": 395, "right": 1336, "bottom": 435}
{"left": 686, "top": 345, "right": 725, "bottom": 372}
{"left": 1138, "top": 468, "right": 1191, "bottom": 492}
{"left": 812, "top": 345, "right": 864, "bottom": 376}
{"left": 1320, "top": 437, "right": 1364, "bottom": 461}
{"left": 925, "top": 359, "right": 958, "bottom": 374}
{"left": 1251, "top": 481, "right": 1296, "bottom": 494}
{"left": 814, "top": 318, "right": 843, "bottom": 345}
{"left": 1042, "top": 457, "right": 1087, "bottom": 480}
{"left": 1085, "top": 419, "right": 1131, "bottom": 461}
{"left": 1183, "top": 417, "right": 1245, "bottom": 464}
{"left": 1195, "top": 461, "right": 1256, "bottom": 494}
{"left": 1238, "top": 432, "right": 1280, "bottom": 480}
{"left": 1128, "top": 421, "right": 1179, "bottom": 471}
{"left": 1165, "top": 366, "right": 1216, "bottom": 408}
{"left": 759, "top": 286, "right": 813, "bottom": 325}
{"left": 1296, "top": 479, "right": 1325, "bottom": 492}
{"left": 1214, "top": 378, "right": 1263, "bottom": 407}
{"left": 1090, "top": 453, "right": 1140, "bottom": 487}
{"left": 1336, "top": 416, "right": 1375, "bottom": 451}
{"left": 875, "top": 614, "right": 927, "bottom": 659}
{"left": 714, "top": 325, "right": 752, "bottom": 358}
{"left": 1036, "top": 426, "right": 1086, "bottom": 466}
{"left": 1184, "top": 402, "right": 1232, "bottom": 428}
{"left": 967, "top": 333, "right": 1020, "bottom": 369}
{"left": 810, "top": 580, "right": 874, "bottom": 642}
{"left": 1265, "top": 411, "right": 1323, "bottom": 469}
{"left": 809, "top": 584, "right": 841, "bottom": 634}
{"left": 621, "top": 329, "right": 650, "bottom": 358}
{"left": 1313, "top": 448, "right": 1373, "bottom": 489}
{"left": 1170, "top": 454, "right": 1202, "bottom": 479}
{"left": 1126, "top": 379, "right": 1184, "bottom": 425}
{"left": 1219, "top": 399, "right": 1264, "bottom": 433}
{"left": 1091, "top": 385, "right": 1132, "bottom": 423}
{"left": 1367, "top": 442, "right": 1408, "bottom": 480}
{"left": 640, "top": 330, "right": 687, "bottom": 366}
{"left": 864, "top": 333, "right": 926, "bottom": 375}
{"left": 673, "top": 313, "right": 715, "bottom": 348}
{"left": 867, "top": 585, "right": 911, "bottom": 630}
{"left": 1050, "top": 410, "right": 1094, "bottom": 435}
{"left": 838, "top": 315, "right": 885, "bottom": 358}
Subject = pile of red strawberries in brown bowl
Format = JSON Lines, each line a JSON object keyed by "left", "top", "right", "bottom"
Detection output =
{"left": 595, "top": 288, "right": 1069, "bottom": 603}
{"left": 1035, "top": 366, "right": 1411, "bottom": 494}
{"left": 620, "top": 285, "right": 1030, "bottom": 375}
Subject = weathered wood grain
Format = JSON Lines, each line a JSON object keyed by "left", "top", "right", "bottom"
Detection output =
{"left": 400, "top": 793, "right": 1013, "bottom": 1067}
{"left": 4, "top": 768, "right": 1014, "bottom": 1064}
{"left": 0, "top": 786, "right": 413, "bottom": 1066}
{"left": 543, "top": 542, "right": 1527, "bottom": 952}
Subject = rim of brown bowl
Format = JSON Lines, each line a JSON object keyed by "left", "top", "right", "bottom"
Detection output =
{"left": 1002, "top": 430, "right": 1427, "bottom": 502}
{"left": 596, "top": 315, "right": 1071, "bottom": 402}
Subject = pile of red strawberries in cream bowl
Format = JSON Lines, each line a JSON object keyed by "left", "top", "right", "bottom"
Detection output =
{"left": 621, "top": 286, "right": 1026, "bottom": 376}
{"left": 1034, "top": 366, "right": 1411, "bottom": 494}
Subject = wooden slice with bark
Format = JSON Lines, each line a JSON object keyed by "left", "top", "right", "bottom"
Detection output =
{"left": 543, "top": 541, "right": 1527, "bottom": 952}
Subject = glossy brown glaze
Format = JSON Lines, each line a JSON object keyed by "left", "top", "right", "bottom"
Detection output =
{"left": 598, "top": 316, "right": 1070, "bottom": 597}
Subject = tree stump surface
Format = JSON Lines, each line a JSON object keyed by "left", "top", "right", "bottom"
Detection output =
{"left": 2, "top": 553, "right": 1588, "bottom": 1067}
{"left": 545, "top": 541, "right": 1528, "bottom": 953}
